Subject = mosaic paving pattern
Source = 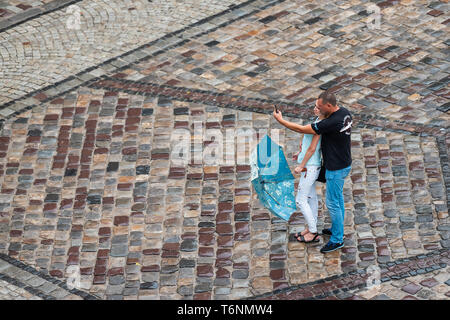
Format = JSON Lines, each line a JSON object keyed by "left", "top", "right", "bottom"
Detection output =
{"left": 0, "top": 0, "right": 250, "bottom": 106}
{"left": 0, "top": 0, "right": 448, "bottom": 300}
{"left": 254, "top": 249, "right": 450, "bottom": 300}
{"left": 0, "top": 0, "right": 54, "bottom": 21}
{"left": 0, "top": 278, "right": 42, "bottom": 300}
{"left": 0, "top": 85, "right": 447, "bottom": 299}
{"left": 111, "top": 0, "right": 450, "bottom": 127}
{"left": 348, "top": 266, "right": 450, "bottom": 300}
{"left": 0, "top": 252, "right": 94, "bottom": 299}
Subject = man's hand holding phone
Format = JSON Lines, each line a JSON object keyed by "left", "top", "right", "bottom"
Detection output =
{"left": 273, "top": 106, "right": 282, "bottom": 122}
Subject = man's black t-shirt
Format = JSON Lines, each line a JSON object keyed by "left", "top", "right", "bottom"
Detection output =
{"left": 311, "top": 107, "right": 352, "bottom": 171}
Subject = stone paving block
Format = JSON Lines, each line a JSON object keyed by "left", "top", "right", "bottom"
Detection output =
{"left": 26, "top": 277, "right": 47, "bottom": 288}
{"left": 37, "top": 282, "right": 59, "bottom": 294}
{"left": 49, "top": 288, "right": 71, "bottom": 300}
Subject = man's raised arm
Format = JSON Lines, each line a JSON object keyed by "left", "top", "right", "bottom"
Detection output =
{"left": 273, "top": 109, "right": 317, "bottom": 134}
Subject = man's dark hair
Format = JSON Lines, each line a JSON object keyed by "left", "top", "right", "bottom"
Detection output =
{"left": 318, "top": 90, "right": 336, "bottom": 106}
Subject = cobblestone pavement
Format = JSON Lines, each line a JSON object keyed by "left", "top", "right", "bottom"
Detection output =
{"left": 0, "top": 0, "right": 81, "bottom": 32}
{"left": 0, "top": 0, "right": 249, "bottom": 107}
{"left": 0, "top": 252, "right": 97, "bottom": 299}
{"left": 0, "top": 279, "right": 42, "bottom": 300}
{"left": 0, "top": 86, "right": 447, "bottom": 299}
{"left": 0, "top": 1, "right": 54, "bottom": 22}
{"left": 102, "top": 0, "right": 450, "bottom": 128}
{"left": 348, "top": 266, "right": 450, "bottom": 300}
{"left": 0, "top": 0, "right": 448, "bottom": 300}
{"left": 254, "top": 248, "right": 450, "bottom": 300}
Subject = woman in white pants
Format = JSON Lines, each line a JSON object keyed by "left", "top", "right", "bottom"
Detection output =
{"left": 293, "top": 108, "right": 324, "bottom": 243}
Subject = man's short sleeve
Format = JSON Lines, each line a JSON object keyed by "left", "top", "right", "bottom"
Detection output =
{"left": 311, "top": 117, "right": 339, "bottom": 135}
{"left": 311, "top": 121, "right": 321, "bottom": 134}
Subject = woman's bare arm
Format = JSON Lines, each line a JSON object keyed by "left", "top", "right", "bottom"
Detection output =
{"left": 298, "top": 134, "right": 320, "bottom": 168}
{"left": 293, "top": 135, "right": 303, "bottom": 160}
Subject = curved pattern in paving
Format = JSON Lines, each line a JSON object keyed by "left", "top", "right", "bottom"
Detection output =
{"left": 0, "top": 0, "right": 248, "bottom": 105}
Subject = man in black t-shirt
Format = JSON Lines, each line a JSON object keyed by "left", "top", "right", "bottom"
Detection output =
{"left": 273, "top": 90, "right": 352, "bottom": 253}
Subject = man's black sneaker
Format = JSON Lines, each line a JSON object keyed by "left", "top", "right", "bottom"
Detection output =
{"left": 320, "top": 241, "right": 344, "bottom": 253}
{"left": 321, "top": 228, "right": 332, "bottom": 236}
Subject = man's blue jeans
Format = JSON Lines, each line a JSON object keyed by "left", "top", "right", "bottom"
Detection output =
{"left": 325, "top": 165, "right": 351, "bottom": 244}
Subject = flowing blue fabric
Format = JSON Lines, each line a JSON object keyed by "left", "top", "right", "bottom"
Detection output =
{"left": 250, "top": 134, "right": 296, "bottom": 221}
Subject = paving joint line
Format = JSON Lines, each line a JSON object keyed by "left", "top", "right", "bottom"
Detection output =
{"left": 0, "top": 272, "right": 55, "bottom": 300}
{"left": 87, "top": 77, "right": 447, "bottom": 138}
{"left": 244, "top": 248, "right": 449, "bottom": 300}
{"left": 0, "top": 0, "right": 287, "bottom": 114}
{"left": 0, "top": 253, "right": 100, "bottom": 300}
{"left": 436, "top": 135, "right": 450, "bottom": 215}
